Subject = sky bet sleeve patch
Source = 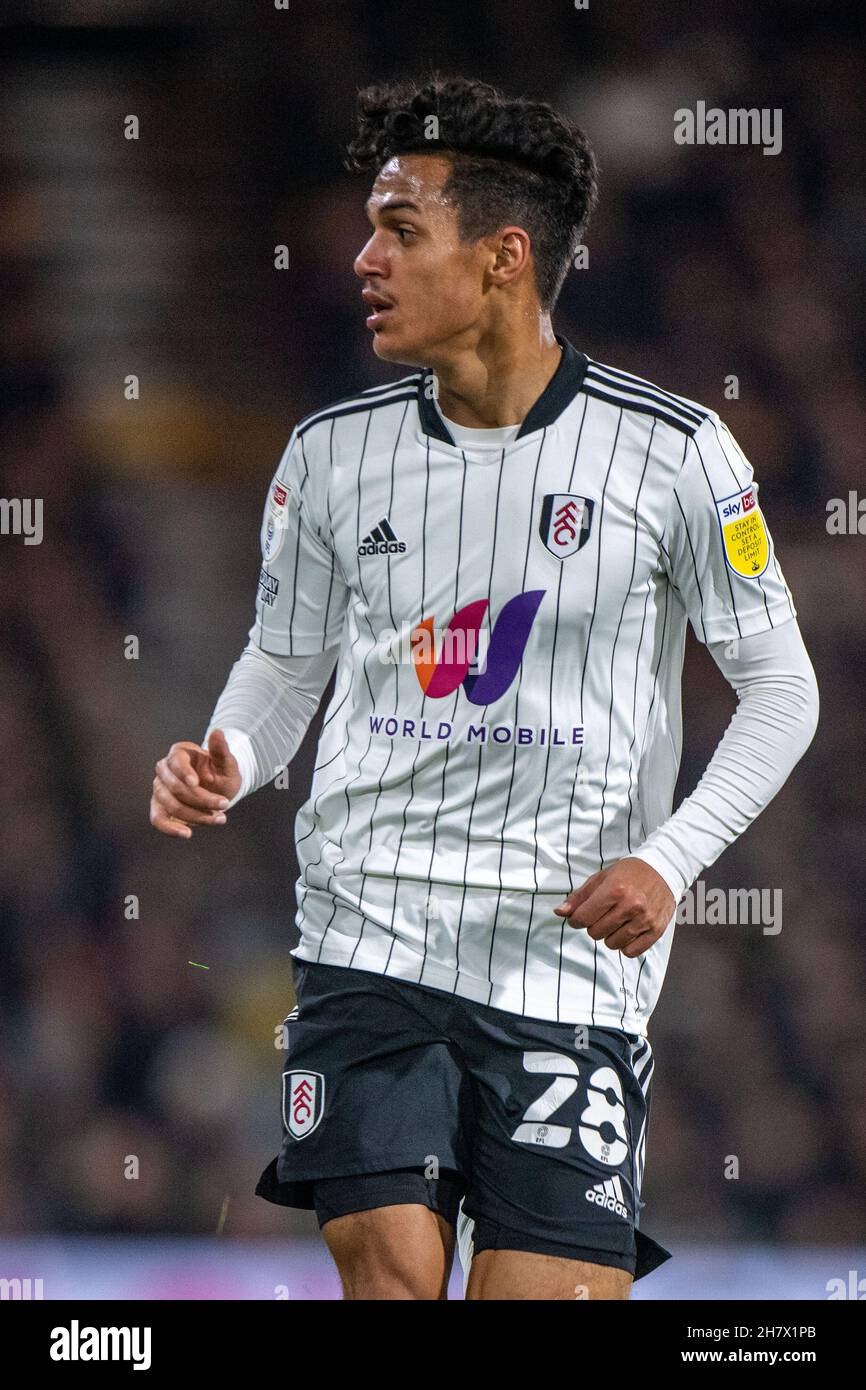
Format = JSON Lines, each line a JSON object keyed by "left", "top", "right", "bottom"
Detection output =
{"left": 714, "top": 484, "right": 770, "bottom": 578}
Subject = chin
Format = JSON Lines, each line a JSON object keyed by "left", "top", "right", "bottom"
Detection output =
{"left": 371, "top": 331, "right": 425, "bottom": 367}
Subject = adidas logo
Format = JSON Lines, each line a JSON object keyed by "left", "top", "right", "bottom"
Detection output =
{"left": 357, "top": 517, "right": 407, "bottom": 556}
{"left": 585, "top": 1175, "right": 629, "bottom": 1221}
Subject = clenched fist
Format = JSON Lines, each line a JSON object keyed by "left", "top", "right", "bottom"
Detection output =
{"left": 150, "top": 729, "right": 241, "bottom": 839}
{"left": 552, "top": 858, "right": 677, "bottom": 958}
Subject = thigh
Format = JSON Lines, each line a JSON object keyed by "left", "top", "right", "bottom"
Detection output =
{"left": 466, "top": 1249, "right": 632, "bottom": 1300}
{"left": 456, "top": 1012, "right": 670, "bottom": 1290}
{"left": 321, "top": 1194, "right": 457, "bottom": 1301}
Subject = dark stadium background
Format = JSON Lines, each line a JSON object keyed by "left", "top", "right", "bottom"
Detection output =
{"left": 1, "top": 0, "right": 864, "bottom": 1298}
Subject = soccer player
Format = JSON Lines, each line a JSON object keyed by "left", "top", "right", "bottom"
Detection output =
{"left": 150, "top": 77, "right": 819, "bottom": 1300}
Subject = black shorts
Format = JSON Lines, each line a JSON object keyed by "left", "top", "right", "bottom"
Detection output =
{"left": 256, "top": 959, "right": 671, "bottom": 1282}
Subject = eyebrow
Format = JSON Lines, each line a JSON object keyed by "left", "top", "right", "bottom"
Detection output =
{"left": 364, "top": 197, "right": 423, "bottom": 218}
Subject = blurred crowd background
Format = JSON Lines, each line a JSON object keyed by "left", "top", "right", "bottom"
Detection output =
{"left": 1, "top": 0, "right": 864, "bottom": 1267}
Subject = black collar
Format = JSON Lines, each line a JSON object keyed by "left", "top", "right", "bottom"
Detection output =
{"left": 417, "top": 334, "right": 588, "bottom": 444}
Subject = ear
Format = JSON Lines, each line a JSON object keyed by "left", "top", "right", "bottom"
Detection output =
{"left": 488, "top": 226, "right": 532, "bottom": 288}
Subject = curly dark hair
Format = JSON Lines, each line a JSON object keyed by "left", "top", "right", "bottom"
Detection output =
{"left": 345, "top": 75, "right": 599, "bottom": 313}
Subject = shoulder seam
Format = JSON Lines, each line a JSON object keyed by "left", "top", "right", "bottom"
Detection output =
{"left": 581, "top": 382, "right": 703, "bottom": 437}
{"left": 583, "top": 360, "right": 715, "bottom": 436}
{"left": 296, "top": 375, "right": 422, "bottom": 438}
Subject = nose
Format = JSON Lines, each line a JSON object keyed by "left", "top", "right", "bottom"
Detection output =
{"left": 353, "top": 231, "right": 388, "bottom": 282}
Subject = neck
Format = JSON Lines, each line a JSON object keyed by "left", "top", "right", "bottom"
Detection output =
{"left": 427, "top": 320, "right": 562, "bottom": 429}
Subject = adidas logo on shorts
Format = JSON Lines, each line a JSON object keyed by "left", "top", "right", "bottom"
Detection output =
{"left": 585, "top": 1175, "right": 629, "bottom": 1221}
{"left": 358, "top": 516, "right": 407, "bottom": 556}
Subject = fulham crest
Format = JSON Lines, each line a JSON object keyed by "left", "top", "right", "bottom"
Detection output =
{"left": 540, "top": 493, "right": 594, "bottom": 558}
{"left": 283, "top": 1070, "right": 325, "bottom": 1139}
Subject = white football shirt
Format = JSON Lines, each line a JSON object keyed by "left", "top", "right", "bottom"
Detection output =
{"left": 249, "top": 336, "right": 796, "bottom": 1030}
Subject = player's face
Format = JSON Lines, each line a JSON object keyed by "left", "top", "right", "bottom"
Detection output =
{"left": 354, "top": 155, "right": 493, "bottom": 366}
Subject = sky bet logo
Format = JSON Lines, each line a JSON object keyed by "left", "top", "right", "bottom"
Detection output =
{"left": 721, "top": 489, "right": 756, "bottom": 519}
{"left": 412, "top": 590, "right": 544, "bottom": 705}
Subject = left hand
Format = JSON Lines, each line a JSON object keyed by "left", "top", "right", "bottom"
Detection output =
{"left": 552, "top": 858, "right": 677, "bottom": 958}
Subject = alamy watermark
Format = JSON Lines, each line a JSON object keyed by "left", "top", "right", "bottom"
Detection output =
{"left": 0, "top": 497, "right": 43, "bottom": 544}
{"left": 677, "top": 881, "right": 782, "bottom": 934}
{"left": 674, "top": 102, "right": 782, "bottom": 156}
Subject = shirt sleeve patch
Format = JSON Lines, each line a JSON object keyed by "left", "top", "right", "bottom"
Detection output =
{"left": 262, "top": 479, "right": 294, "bottom": 562}
{"left": 714, "top": 485, "right": 770, "bottom": 578}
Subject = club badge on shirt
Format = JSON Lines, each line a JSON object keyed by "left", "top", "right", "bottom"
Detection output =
{"left": 539, "top": 493, "right": 594, "bottom": 558}
{"left": 714, "top": 485, "right": 770, "bottom": 578}
{"left": 263, "top": 479, "right": 293, "bottom": 562}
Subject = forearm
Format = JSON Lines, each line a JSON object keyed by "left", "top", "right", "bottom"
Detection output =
{"left": 631, "top": 620, "right": 819, "bottom": 901}
{"left": 203, "top": 642, "right": 338, "bottom": 806}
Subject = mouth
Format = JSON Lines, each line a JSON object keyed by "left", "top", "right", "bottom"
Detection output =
{"left": 363, "top": 292, "right": 396, "bottom": 330}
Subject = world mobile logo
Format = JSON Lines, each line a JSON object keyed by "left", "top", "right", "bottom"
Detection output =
{"left": 381, "top": 590, "right": 545, "bottom": 705}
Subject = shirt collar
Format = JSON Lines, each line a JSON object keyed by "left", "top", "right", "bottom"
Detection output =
{"left": 417, "top": 334, "right": 589, "bottom": 445}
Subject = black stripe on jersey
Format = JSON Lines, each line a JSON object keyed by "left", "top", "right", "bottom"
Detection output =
{"left": 379, "top": 517, "right": 398, "bottom": 542}
{"left": 294, "top": 599, "right": 364, "bottom": 940}
{"left": 419, "top": 446, "right": 470, "bottom": 980}
{"left": 690, "top": 433, "right": 744, "bottom": 639}
{"left": 520, "top": 396, "right": 589, "bottom": 1018}
{"left": 599, "top": 418, "right": 655, "bottom": 875}
{"left": 581, "top": 381, "right": 701, "bottom": 437}
{"left": 320, "top": 407, "right": 377, "bottom": 958}
{"left": 662, "top": 431, "right": 707, "bottom": 641}
{"left": 295, "top": 417, "right": 366, "bottom": 928}
{"left": 358, "top": 400, "right": 411, "bottom": 898}
{"left": 287, "top": 434, "right": 313, "bottom": 653}
{"left": 586, "top": 360, "right": 708, "bottom": 428}
{"left": 624, "top": 580, "right": 656, "bottom": 855}
{"left": 486, "top": 428, "right": 550, "bottom": 1011}
{"left": 351, "top": 401, "right": 414, "bottom": 965}
{"left": 296, "top": 374, "right": 422, "bottom": 437}
{"left": 562, "top": 404, "right": 621, "bottom": 1024}
{"left": 454, "top": 445, "right": 508, "bottom": 986}
{"left": 370, "top": 526, "right": 385, "bottom": 543}
{"left": 319, "top": 418, "right": 339, "bottom": 650}
{"left": 634, "top": 955, "right": 647, "bottom": 1019}
{"left": 298, "top": 390, "right": 419, "bottom": 438}
{"left": 712, "top": 419, "right": 795, "bottom": 626}
{"left": 386, "top": 432, "right": 434, "bottom": 974}
{"left": 293, "top": 429, "right": 340, "bottom": 654}
{"left": 594, "top": 420, "right": 656, "bottom": 1031}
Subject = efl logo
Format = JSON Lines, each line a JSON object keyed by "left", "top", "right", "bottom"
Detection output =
{"left": 262, "top": 478, "right": 293, "bottom": 563}
{"left": 283, "top": 1070, "right": 325, "bottom": 1140}
{"left": 411, "top": 590, "right": 544, "bottom": 706}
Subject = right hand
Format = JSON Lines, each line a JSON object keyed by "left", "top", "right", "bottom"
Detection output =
{"left": 150, "top": 729, "right": 242, "bottom": 839}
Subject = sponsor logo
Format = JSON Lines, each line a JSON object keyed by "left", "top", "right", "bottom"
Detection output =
{"left": 585, "top": 1176, "right": 629, "bottom": 1221}
{"left": 411, "top": 589, "right": 545, "bottom": 706}
{"left": 258, "top": 567, "right": 280, "bottom": 606}
{"left": 358, "top": 516, "right": 407, "bottom": 556}
{"left": 368, "top": 715, "right": 583, "bottom": 746}
{"left": 283, "top": 1070, "right": 325, "bottom": 1140}
{"left": 714, "top": 485, "right": 770, "bottom": 578}
{"left": 539, "top": 493, "right": 594, "bottom": 558}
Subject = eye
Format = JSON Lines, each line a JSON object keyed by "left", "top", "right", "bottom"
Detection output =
{"left": 395, "top": 226, "right": 415, "bottom": 241}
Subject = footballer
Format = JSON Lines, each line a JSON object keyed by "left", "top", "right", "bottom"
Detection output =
{"left": 150, "top": 77, "right": 819, "bottom": 1300}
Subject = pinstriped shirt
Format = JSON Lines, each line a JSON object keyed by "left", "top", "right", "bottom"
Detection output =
{"left": 249, "top": 336, "right": 795, "bottom": 1030}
